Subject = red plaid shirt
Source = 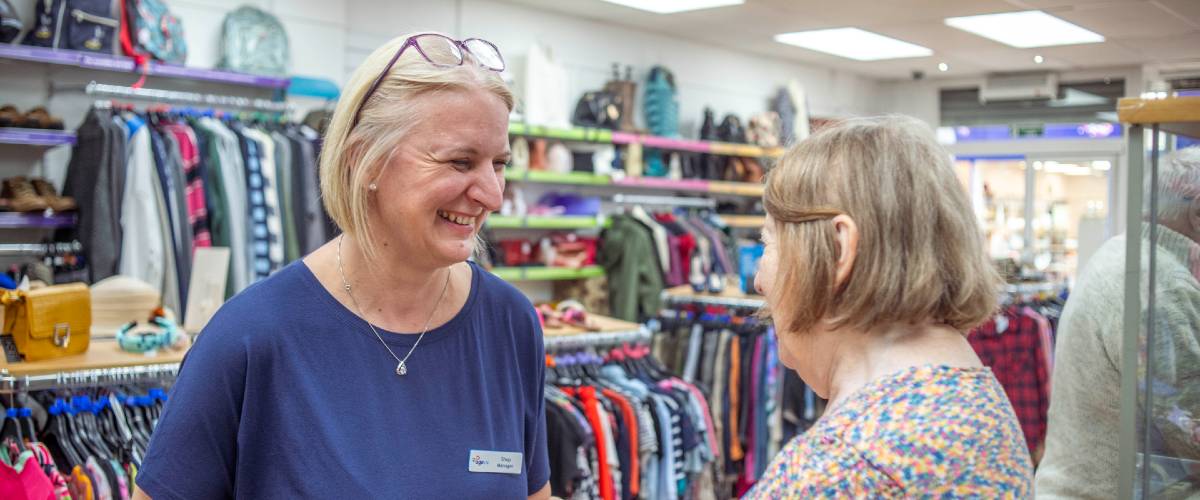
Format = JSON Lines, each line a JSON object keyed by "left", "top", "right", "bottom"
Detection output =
{"left": 969, "top": 307, "right": 1051, "bottom": 455}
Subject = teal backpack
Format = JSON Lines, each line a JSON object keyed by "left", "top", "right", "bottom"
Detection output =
{"left": 217, "top": 6, "right": 289, "bottom": 77}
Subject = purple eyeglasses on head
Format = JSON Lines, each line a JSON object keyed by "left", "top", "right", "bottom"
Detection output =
{"left": 350, "top": 33, "right": 506, "bottom": 128}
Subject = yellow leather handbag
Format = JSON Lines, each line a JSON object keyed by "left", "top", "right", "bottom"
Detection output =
{"left": 2, "top": 283, "right": 91, "bottom": 361}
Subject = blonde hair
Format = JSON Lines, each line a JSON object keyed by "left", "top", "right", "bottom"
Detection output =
{"left": 764, "top": 115, "right": 1000, "bottom": 335}
{"left": 319, "top": 32, "right": 514, "bottom": 263}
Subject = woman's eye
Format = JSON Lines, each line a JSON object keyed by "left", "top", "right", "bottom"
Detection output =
{"left": 494, "top": 161, "right": 509, "bottom": 171}
{"left": 450, "top": 159, "right": 471, "bottom": 170}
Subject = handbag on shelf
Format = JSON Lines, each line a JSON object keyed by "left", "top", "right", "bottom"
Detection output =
{"left": 2, "top": 283, "right": 91, "bottom": 361}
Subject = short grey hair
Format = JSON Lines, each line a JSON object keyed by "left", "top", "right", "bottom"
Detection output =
{"left": 1145, "top": 147, "right": 1200, "bottom": 221}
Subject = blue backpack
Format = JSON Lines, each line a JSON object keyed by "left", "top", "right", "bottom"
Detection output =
{"left": 22, "top": 0, "right": 121, "bottom": 54}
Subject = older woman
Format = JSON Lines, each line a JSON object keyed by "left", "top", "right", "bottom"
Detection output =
{"left": 133, "top": 33, "right": 550, "bottom": 499}
{"left": 745, "top": 116, "right": 1033, "bottom": 498}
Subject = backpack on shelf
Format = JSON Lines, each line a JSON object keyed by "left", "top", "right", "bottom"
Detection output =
{"left": 119, "top": 0, "right": 186, "bottom": 65}
{"left": 22, "top": 0, "right": 121, "bottom": 54}
{"left": 217, "top": 6, "right": 289, "bottom": 77}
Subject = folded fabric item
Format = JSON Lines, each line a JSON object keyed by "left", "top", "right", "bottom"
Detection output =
{"left": 535, "top": 192, "right": 601, "bottom": 216}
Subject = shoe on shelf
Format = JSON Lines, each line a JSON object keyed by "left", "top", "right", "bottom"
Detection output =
{"left": 23, "top": 107, "right": 64, "bottom": 130}
{"left": 0, "top": 105, "right": 26, "bottom": 128}
{"left": 1, "top": 177, "right": 50, "bottom": 212}
{"left": 31, "top": 178, "right": 76, "bottom": 212}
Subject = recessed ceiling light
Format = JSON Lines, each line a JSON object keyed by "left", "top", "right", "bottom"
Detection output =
{"left": 773, "top": 28, "right": 933, "bottom": 61}
{"left": 1034, "top": 54, "right": 1045, "bottom": 64}
{"left": 944, "top": 10, "right": 1104, "bottom": 48}
{"left": 938, "top": 62, "right": 949, "bottom": 72}
{"left": 598, "top": 0, "right": 743, "bottom": 14}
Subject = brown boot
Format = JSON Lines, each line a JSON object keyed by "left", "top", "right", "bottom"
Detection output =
{"left": 2, "top": 177, "right": 49, "bottom": 212}
{"left": 31, "top": 178, "right": 76, "bottom": 212}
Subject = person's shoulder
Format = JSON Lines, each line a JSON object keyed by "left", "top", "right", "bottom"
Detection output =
{"left": 747, "top": 433, "right": 895, "bottom": 498}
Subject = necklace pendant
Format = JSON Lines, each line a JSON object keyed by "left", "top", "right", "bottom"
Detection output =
{"left": 396, "top": 361, "right": 408, "bottom": 376}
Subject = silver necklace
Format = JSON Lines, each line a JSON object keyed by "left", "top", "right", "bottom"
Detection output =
{"left": 337, "top": 234, "right": 451, "bottom": 376}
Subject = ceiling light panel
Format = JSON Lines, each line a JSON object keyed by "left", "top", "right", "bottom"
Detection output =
{"left": 773, "top": 28, "right": 933, "bottom": 61}
{"left": 598, "top": 0, "right": 744, "bottom": 14}
{"left": 944, "top": 10, "right": 1104, "bottom": 48}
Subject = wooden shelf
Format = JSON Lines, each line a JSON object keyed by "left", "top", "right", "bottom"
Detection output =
{"left": 719, "top": 214, "right": 765, "bottom": 228}
{"left": 707, "top": 181, "right": 764, "bottom": 197}
{"left": 0, "top": 339, "right": 186, "bottom": 377}
{"left": 543, "top": 314, "right": 640, "bottom": 337}
{"left": 503, "top": 169, "right": 612, "bottom": 185}
{"left": 663, "top": 284, "right": 765, "bottom": 307}
{"left": 1117, "top": 96, "right": 1200, "bottom": 139}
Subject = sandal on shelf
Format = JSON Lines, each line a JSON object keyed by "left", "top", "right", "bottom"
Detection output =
{"left": 1, "top": 177, "right": 49, "bottom": 212}
{"left": 0, "top": 105, "right": 26, "bottom": 128}
{"left": 23, "top": 107, "right": 64, "bottom": 130}
{"left": 31, "top": 178, "right": 76, "bottom": 212}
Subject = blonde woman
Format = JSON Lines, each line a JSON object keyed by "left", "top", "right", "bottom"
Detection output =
{"left": 134, "top": 33, "right": 551, "bottom": 499}
{"left": 745, "top": 116, "right": 1033, "bottom": 498}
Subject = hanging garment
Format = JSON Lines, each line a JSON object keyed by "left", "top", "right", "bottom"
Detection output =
{"left": 118, "top": 116, "right": 166, "bottom": 294}
{"left": 0, "top": 450, "right": 55, "bottom": 500}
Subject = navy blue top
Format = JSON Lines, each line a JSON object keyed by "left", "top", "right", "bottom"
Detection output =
{"left": 138, "top": 261, "right": 549, "bottom": 499}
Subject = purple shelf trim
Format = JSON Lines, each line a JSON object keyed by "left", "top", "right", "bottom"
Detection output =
{"left": 0, "top": 45, "right": 289, "bottom": 89}
{"left": 0, "top": 129, "right": 77, "bottom": 147}
{"left": 0, "top": 212, "right": 77, "bottom": 228}
{"left": 613, "top": 177, "right": 710, "bottom": 191}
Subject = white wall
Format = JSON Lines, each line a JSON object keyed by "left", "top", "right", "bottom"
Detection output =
{"left": 343, "top": 0, "right": 885, "bottom": 135}
{"left": 169, "top": 0, "right": 348, "bottom": 86}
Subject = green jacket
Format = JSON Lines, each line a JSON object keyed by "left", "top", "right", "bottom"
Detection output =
{"left": 599, "top": 215, "right": 664, "bottom": 322}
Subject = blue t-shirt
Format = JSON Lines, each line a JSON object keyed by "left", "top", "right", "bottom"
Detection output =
{"left": 137, "top": 261, "right": 550, "bottom": 498}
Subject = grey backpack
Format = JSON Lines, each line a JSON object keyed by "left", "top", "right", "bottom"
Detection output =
{"left": 216, "top": 5, "right": 288, "bottom": 76}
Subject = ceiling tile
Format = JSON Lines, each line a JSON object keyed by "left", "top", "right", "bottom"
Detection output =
{"left": 1151, "top": 0, "right": 1200, "bottom": 27}
{"left": 1054, "top": 2, "right": 1198, "bottom": 38}
{"left": 1119, "top": 33, "right": 1200, "bottom": 61}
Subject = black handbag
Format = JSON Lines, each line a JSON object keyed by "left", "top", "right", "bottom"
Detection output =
{"left": 572, "top": 91, "right": 623, "bottom": 130}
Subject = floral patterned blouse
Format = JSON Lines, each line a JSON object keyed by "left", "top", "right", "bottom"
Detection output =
{"left": 745, "top": 365, "right": 1033, "bottom": 499}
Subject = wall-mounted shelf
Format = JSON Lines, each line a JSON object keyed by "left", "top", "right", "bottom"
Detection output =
{"left": 509, "top": 123, "right": 784, "bottom": 158}
{"left": 0, "top": 128, "right": 76, "bottom": 147}
{"left": 0, "top": 45, "right": 289, "bottom": 89}
{"left": 611, "top": 176, "right": 710, "bottom": 192}
{"left": 486, "top": 215, "right": 607, "bottom": 229}
{"left": 504, "top": 169, "right": 612, "bottom": 185}
{"left": 491, "top": 265, "right": 605, "bottom": 281}
{"left": 0, "top": 212, "right": 77, "bottom": 228}
{"left": 663, "top": 284, "right": 765, "bottom": 308}
{"left": 719, "top": 214, "right": 765, "bottom": 229}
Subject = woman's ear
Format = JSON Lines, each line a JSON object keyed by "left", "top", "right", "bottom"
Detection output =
{"left": 831, "top": 214, "right": 859, "bottom": 289}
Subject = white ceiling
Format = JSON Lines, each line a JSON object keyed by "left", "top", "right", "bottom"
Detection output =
{"left": 500, "top": 0, "right": 1200, "bottom": 80}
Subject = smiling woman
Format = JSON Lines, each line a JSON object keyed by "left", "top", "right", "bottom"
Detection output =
{"left": 131, "top": 32, "right": 551, "bottom": 500}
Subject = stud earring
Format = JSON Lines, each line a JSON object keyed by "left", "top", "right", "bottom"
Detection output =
{"left": 368, "top": 182, "right": 378, "bottom": 191}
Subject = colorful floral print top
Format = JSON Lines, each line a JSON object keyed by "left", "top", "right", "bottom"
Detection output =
{"left": 745, "top": 365, "right": 1033, "bottom": 499}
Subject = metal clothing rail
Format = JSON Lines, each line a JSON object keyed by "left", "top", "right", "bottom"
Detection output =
{"left": 0, "top": 363, "right": 180, "bottom": 394}
{"left": 1001, "top": 282, "right": 1065, "bottom": 295}
{"left": 544, "top": 327, "right": 651, "bottom": 351}
{"left": 611, "top": 193, "right": 716, "bottom": 208}
{"left": 661, "top": 291, "right": 765, "bottom": 308}
{"left": 0, "top": 241, "right": 83, "bottom": 257}
{"left": 85, "top": 81, "right": 289, "bottom": 112}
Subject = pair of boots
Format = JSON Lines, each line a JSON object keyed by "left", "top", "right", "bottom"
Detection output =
{"left": 0, "top": 105, "right": 65, "bottom": 130}
{"left": 1, "top": 177, "right": 76, "bottom": 212}
{"left": 688, "top": 253, "right": 726, "bottom": 294}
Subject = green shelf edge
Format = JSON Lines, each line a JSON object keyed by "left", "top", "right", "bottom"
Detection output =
{"left": 508, "top": 123, "right": 612, "bottom": 142}
{"left": 503, "top": 169, "right": 612, "bottom": 185}
{"left": 487, "top": 215, "right": 609, "bottom": 229}
{"left": 491, "top": 266, "right": 605, "bottom": 281}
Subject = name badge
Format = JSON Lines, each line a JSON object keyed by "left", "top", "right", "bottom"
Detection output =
{"left": 468, "top": 450, "right": 522, "bottom": 475}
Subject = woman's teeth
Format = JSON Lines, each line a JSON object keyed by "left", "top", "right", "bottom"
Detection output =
{"left": 438, "top": 210, "right": 476, "bottom": 226}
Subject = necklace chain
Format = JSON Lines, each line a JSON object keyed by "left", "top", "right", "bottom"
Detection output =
{"left": 336, "top": 234, "right": 451, "bottom": 376}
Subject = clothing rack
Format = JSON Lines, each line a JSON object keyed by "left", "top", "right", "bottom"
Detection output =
{"left": 611, "top": 193, "right": 717, "bottom": 208}
{"left": 0, "top": 363, "right": 179, "bottom": 394}
{"left": 1003, "top": 282, "right": 1063, "bottom": 295}
{"left": 544, "top": 327, "right": 651, "bottom": 351}
{"left": 84, "top": 81, "right": 290, "bottom": 112}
